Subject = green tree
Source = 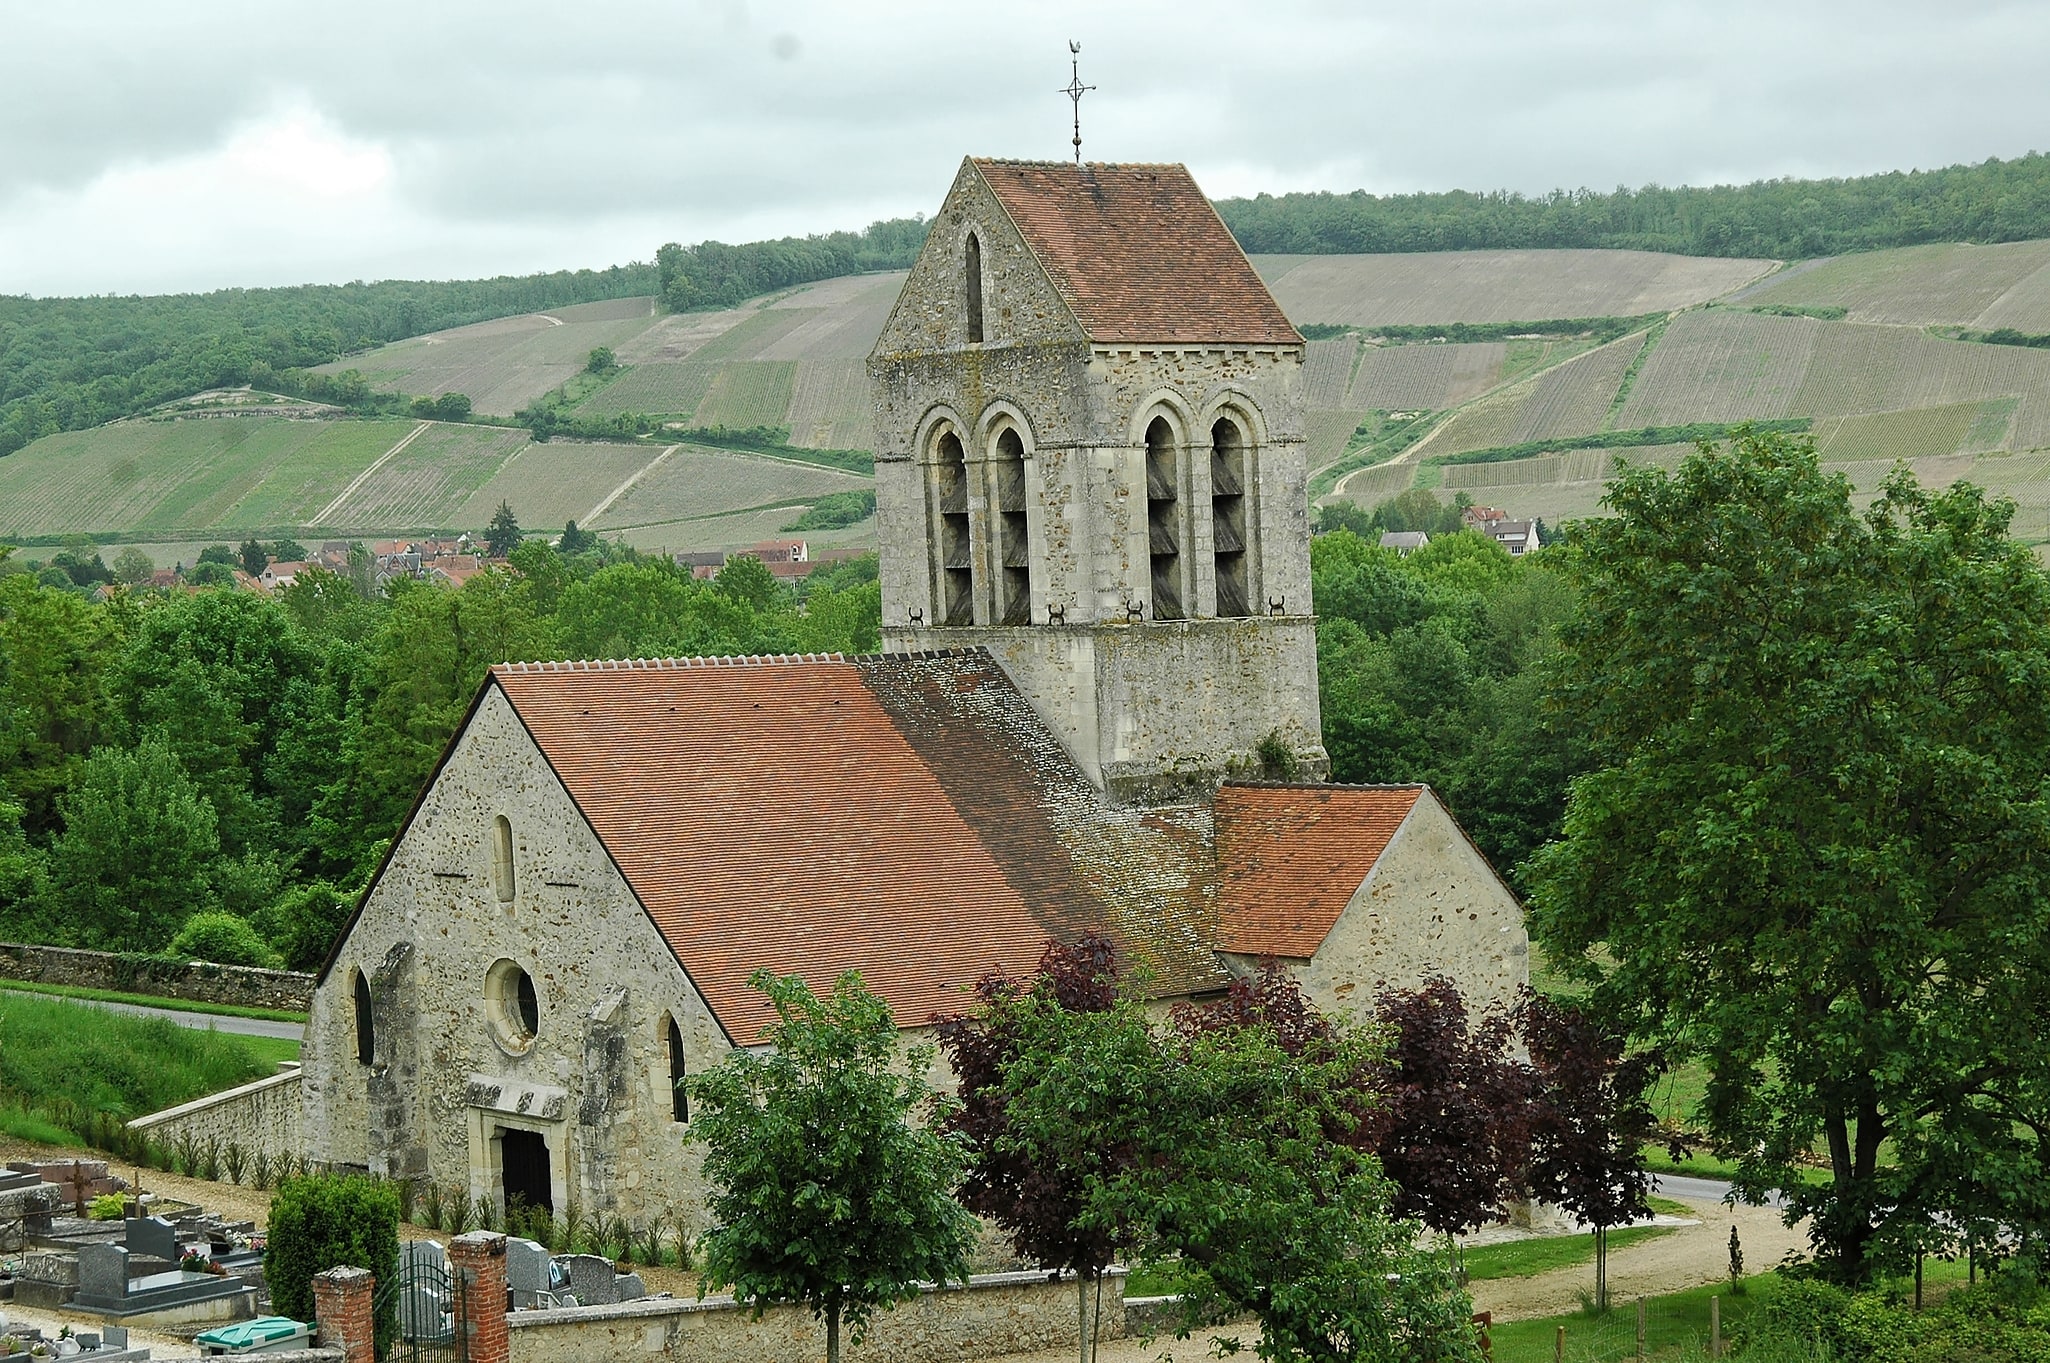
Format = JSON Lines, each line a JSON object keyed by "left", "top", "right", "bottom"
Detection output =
{"left": 111, "top": 547, "right": 155, "bottom": 586}
{"left": 267, "top": 538, "right": 309, "bottom": 563}
{"left": 0, "top": 575, "right": 115, "bottom": 834}
{"left": 484, "top": 501, "right": 523, "bottom": 558}
{"left": 692, "top": 971, "right": 976, "bottom": 1363}
{"left": 585, "top": 346, "right": 616, "bottom": 374}
{"left": 714, "top": 554, "right": 782, "bottom": 612}
{"left": 187, "top": 561, "right": 237, "bottom": 586}
{"left": 998, "top": 989, "right": 1482, "bottom": 1363}
{"left": 432, "top": 392, "right": 472, "bottom": 422}
{"left": 1528, "top": 430, "right": 2050, "bottom": 1282}
{"left": 47, "top": 736, "right": 219, "bottom": 950}
{"left": 239, "top": 539, "right": 269, "bottom": 578}
{"left": 167, "top": 910, "right": 281, "bottom": 967}
{"left": 557, "top": 520, "right": 597, "bottom": 555}
{"left": 196, "top": 544, "right": 237, "bottom": 568}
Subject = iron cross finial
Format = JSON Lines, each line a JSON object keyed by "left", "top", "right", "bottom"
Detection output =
{"left": 1061, "top": 41, "right": 1095, "bottom": 165}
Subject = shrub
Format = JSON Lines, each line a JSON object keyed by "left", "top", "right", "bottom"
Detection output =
{"left": 86, "top": 1193, "right": 127, "bottom": 1221}
{"left": 265, "top": 1174, "right": 400, "bottom": 1356}
{"left": 167, "top": 912, "right": 282, "bottom": 968}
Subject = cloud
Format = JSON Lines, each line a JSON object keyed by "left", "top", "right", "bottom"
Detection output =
{"left": 2, "top": 0, "right": 2047, "bottom": 295}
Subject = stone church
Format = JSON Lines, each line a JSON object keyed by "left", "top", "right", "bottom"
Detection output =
{"left": 247, "top": 157, "right": 1531, "bottom": 1224}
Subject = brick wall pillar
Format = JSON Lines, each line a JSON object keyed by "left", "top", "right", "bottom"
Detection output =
{"left": 311, "top": 1265, "right": 376, "bottom": 1363}
{"left": 450, "top": 1231, "right": 509, "bottom": 1363}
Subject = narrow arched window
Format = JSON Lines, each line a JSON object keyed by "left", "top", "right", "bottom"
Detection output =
{"left": 666, "top": 1016, "right": 689, "bottom": 1123}
{"left": 491, "top": 815, "right": 515, "bottom": 903}
{"left": 965, "top": 234, "right": 985, "bottom": 344}
{"left": 932, "top": 431, "right": 974, "bottom": 624}
{"left": 1145, "top": 417, "right": 1183, "bottom": 620}
{"left": 1211, "top": 417, "right": 1251, "bottom": 617}
{"left": 993, "top": 427, "right": 1032, "bottom": 624}
{"left": 353, "top": 970, "right": 375, "bottom": 1065}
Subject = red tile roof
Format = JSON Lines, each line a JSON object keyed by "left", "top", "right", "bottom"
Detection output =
{"left": 971, "top": 159, "right": 1302, "bottom": 347}
{"left": 1213, "top": 783, "right": 1424, "bottom": 958}
{"left": 492, "top": 652, "right": 1224, "bottom": 1044}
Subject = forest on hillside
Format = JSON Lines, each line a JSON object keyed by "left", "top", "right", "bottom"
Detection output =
{"left": 10, "top": 152, "right": 2050, "bottom": 458}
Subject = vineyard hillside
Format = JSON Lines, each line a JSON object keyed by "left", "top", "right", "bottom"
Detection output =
{"left": 1732, "top": 239, "right": 2050, "bottom": 330}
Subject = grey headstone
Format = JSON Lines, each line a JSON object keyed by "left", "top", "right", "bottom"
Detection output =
{"left": 77, "top": 1245, "right": 128, "bottom": 1302}
{"left": 502, "top": 1239, "right": 550, "bottom": 1301}
{"left": 399, "top": 1284, "right": 449, "bottom": 1342}
{"left": 101, "top": 1330, "right": 127, "bottom": 1350}
{"left": 612, "top": 1272, "right": 644, "bottom": 1302}
{"left": 564, "top": 1255, "right": 617, "bottom": 1306}
{"left": 126, "top": 1217, "right": 178, "bottom": 1265}
{"left": 399, "top": 1240, "right": 446, "bottom": 1276}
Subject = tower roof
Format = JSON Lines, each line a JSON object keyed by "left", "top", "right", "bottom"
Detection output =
{"left": 969, "top": 159, "right": 1302, "bottom": 347}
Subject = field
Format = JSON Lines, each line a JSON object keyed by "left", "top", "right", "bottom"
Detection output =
{"left": 1258, "top": 249, "right": 1774, "bottom": 325}
{"left": 589, "top": 446, "right": 870, "bottom": 536}
{"left": 1612, "top": 311, "right": 1820, "bottom": 426}
{"left": 1348, "top": 342, "right": 1508, "bottom": 409}
{"left": 1734, "top": 238, "right": 2050, "bottom": 329}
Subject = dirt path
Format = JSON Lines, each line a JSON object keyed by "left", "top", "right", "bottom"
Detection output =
{"left": 1468, "top": 1192, "right": 1806, "bottom": 1322}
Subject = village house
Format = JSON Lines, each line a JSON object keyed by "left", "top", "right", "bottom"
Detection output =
{"left": 140, "top": 155, "right": 1532, "bottom": 1229}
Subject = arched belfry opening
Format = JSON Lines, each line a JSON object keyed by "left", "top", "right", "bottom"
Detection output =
{"left": 1145, "top": 417, "right": 1183, "bottom": 620}
{"left": 965, "top": 234, "right": 985, "bottom": 344}
{"left": 931, "top": 430, "right": 974, "bottom": 625}
{"left": 1211, "top": 416, "right": 1251, "bottom": 617}
{"left": 993, "top": 427, "right": 1032, "bottom": 624}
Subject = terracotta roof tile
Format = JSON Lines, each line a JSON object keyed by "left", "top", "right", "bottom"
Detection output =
{"left": 1213, "top": 782, "right": 1424, "bottom": 957}
{"left": 492, "top": 651, "right": 1223, "bottom": 1045}
{"left": 971, "top": 159, "right": 1301, "bottom": 347}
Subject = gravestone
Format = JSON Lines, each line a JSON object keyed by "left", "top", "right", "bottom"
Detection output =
{"left": 125, "top": 1218, "right": 178, "bottom": 1266}
{"left": 76, "top": 1245, "right": 129, "bottom": 1304}
{"left": 399, "top": 1282, "right": 450, "bottom": 1342}
{"left": 102, "top": 1329, "right": 128, "bottom": 1350}
{"left": 612, "top": 1272, "right": 645, "bottom": 1302}
{"left": 502, "top": 1239, "right": 550, "bottom": 1309}
{"left": 563, "top": 1255, "right": 617, "bottom": 1306}
{"left": 399, "top": 1240, "right": 446, "bottom": 1276}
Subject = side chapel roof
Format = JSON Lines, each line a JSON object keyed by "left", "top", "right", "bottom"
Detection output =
{"left": 1213, "top": 782, "right": 1425, "bottom": 958}
{"left": 490, "top": 652, "right": 1225, "bottom": 1045}
{"left": 969, "top": 159, "right": 1302, "bottom": 347}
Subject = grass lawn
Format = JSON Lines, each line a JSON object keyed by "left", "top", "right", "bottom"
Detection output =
{"left": 0, "top": 978, "right": 307, "bottom": 1025}
{"left": 1488, "top": 1275, "right": 1775, "bottom": 1361}
{"left": 0, "top": 991, "right": 286, "bottom": 1132}
{"left": 1462, "top": 1226, "right": 1674, "bottom": 1283}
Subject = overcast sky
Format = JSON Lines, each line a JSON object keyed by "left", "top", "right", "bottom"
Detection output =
{"left": 3, "top": 0, "right": 2046, "bottom": 298}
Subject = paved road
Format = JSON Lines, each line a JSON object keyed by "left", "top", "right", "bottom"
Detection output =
{"left": 56, "top": 994, "right": 305, "bottom": 1041}
{"left": 1655, "top": 1171, "right": 1791, "bottom": 1210}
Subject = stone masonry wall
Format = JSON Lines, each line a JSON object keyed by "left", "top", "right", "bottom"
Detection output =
{"left": 128, "top": 1067, "right": 305, "bottom": 1163}
{"left": 506, "top": 1270, "right": 1125, "bottom": 1363}
{"left": 1278, "top": 792, "right": 1531, "bottom": 1020}
{"left": 302, "top": 685, "right": 727, "bottom": 1223}
{"left": 0, "top": 943, "right": 314, "bottom": 1011}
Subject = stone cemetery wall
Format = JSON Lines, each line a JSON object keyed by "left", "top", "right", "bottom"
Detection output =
{"left": 0, "top": 942, "right": 315, "bottom": 1011}
{"left": 505, "top": 1269, "right": 1126, "bottom": 1363}
{"left": 128, "top": 1067, "right": 305, "bottom": 1163}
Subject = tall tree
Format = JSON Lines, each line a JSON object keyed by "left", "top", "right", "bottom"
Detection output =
{"left": 1528, "top": 429, "right": 2050, "bottom": 1281}
{"left": 935, "top": 936, "right": 1131, "bottom": 1363}
{"left": 484, "top": 501, "right": 523, "bottom": 558}
{"left": 47, "top": 736, "right": 219, "bottom": 950}
{"left": 692, "top": 970, "right": 976, "bottom": 1363}
{"left": 239, "top": 538, "right": 269, "bottom": 578}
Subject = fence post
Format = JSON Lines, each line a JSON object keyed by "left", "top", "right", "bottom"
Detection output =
{"left": 450, "top": 1231, "right": 509, "bottom": 1363}
{"left": 1636, "top": 1297, "right": 1646, "bottom": 1359}
{"left": 1711, "top": 1295, "right": 1721, "bottom": 1358}
{"left": 312, "top": 1265, "right": 377, "bottom": 1363}
{"left": 1553, "top": 1324, "right": 1564, "bottom": 1363}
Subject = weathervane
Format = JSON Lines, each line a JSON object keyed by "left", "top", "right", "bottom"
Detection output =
{"left": 1061, "top": 40, "right": 1095, "bottom": 164}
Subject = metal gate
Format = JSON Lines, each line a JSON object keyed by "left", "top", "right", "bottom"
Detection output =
{"left": 375, "top": 1250, "right": 461, "bottom": 1363}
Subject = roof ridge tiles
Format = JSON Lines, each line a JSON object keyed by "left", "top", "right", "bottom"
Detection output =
{"left": 492, "top": 652, "right": 851, "bottom": 676}
{"left": 973, "top": 157, "right": 1187, "bottom": 170}
{"left": 1220, "top": 779, "right": 1432, "bottom": 792}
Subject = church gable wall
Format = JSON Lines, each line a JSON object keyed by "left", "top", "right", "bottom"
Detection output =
{"left": 1264, "top": 793, "right": 1529, "bottom": 1021}
{"left": 304, "top": 685, "right": 725, "bottom": 1222}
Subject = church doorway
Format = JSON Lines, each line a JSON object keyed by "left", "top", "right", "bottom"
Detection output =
{"left": 499, "top": 1128, "right": 553, "bottom": 1215}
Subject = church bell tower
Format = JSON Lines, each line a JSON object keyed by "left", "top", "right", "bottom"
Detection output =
{"left": 867, "top": 157, "right": 1328, "bottom": 804}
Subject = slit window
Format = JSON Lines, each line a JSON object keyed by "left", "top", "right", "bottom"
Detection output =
{"left": 965, "top": 234, "right": 985, "bottom": 344}
{"left": 491, "top": 815, "right": 515, "bottom": 903}
{"left": 666, "top": 1015, "right": 689, "bottom": 1122}
{"left": 1145, "top": 417, "right": 1183, "bottom": 620}
{"left": 353, "top": 970, "right": 375, "bottom": 1065}
{"left": 993, "top": 427, "right": 1032, "bottom": 624}
{"left": 1211, "top": 417, "right": 1251, "bottom": 617}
